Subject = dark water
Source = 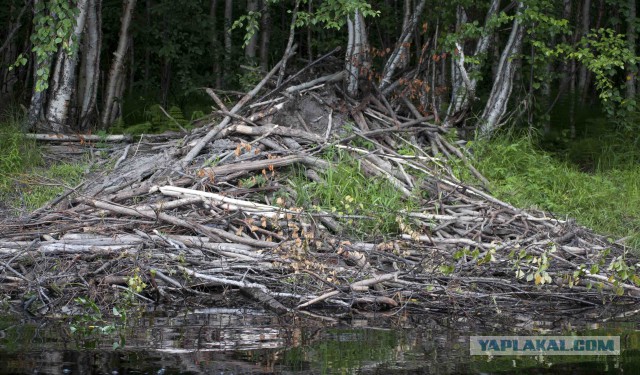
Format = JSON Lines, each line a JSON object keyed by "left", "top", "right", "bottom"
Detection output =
{"left": 0, "top": 307, "right": 638, "bottom": 374}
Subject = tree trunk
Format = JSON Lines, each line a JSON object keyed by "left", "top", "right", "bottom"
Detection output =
{"left": 210, "top": 0, "right": 221, "bottom": 87}
{"left": 443, "top": 0, "right": 500, "bottom": 127}
{"left": 144, "top": 0, "right": 151, "bottom": 89}
{"left": 101, "top": 0, "right": 137, "bottom": 128}
{"left": 477, "top": 3, "right": 525, "bottom": 138}
{"left": 223, "top": 0, "right": 233, "bottom": 85}
{"left": 78, "top": 0, "right": 101, "bottom": 130}
{"left": 277, "top": 0, "right": 300, "bottom": 86}
{"left": 45, "top": 0, "right": 88, "bottom": 132}
{"left": 244, "top": 0, "right": 258, "bottom": 61}
{"left": 26, "top": 0, "right": 53, "bottom": 130}
{"left": 379, "top": 0, "right": 426, "bottom": 91}
{"left": 558, "top": 0, "right": 573, "bottom": 100}
{"left": 577, "top": 0, "right": 591, "bottom": 105}
{"left": 259, "top": 0, "right": 271, "bottom": 71}
{"left": 625, "top": 0, "right": 636, "bottom": 99}
{"left": 345, "top": 9, "right": 369, "bottom": 97}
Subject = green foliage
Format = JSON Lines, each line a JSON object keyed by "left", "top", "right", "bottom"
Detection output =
{"left": 17, "top": 163, "right": 85, "bottom": 210}
{"left": 290, "top": 147, "right": 414, "bottom": 239}
{"left": 13, "top": 0, "right": 80, "bottom": 92}
{"left": 70, "top": 297, "right": 127, "bottom": 349}
{"left": 0, "top": 116, "right": 40, "bottom": 178}
{"left": 113, "top": 104, "right": 190, "bottom": 135}
{"left": 299, "top": 0, "right": 380, "bottom": 29}
{"left": 569, "top": 29, "right": 637, "bottom": 106}
{"left": 463, "top": 135, "right": 640, "bottom": 250}
{"left": 232, "top": 10, "right": 261, "bottom": 48}
{"left": 0, "top": 112, "right": 86, "bottom": 211}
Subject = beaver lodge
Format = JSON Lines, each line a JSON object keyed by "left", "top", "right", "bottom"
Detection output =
{"left": 1, "top": 58, "right": 639, "bottom": 324}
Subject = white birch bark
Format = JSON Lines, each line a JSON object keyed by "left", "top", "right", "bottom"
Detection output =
{"left": 101, "top": 0, "right": 136, "bottom": 127}
{"left": 27, "top": 0, "right": 53, "bottom": 129}
{"left": 443, "top": 0, "right": 500, "bottom": 127}
{"left": 477, "top": 3, "right": 525, "bottom": 138}
{"left": 345, "top": 9, "right": 368, "bottom": 97}
{"left": 379, "top": 0, "right": 426, "bottom": 91}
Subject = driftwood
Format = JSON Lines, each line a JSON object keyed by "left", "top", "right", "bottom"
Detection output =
{"left": 25, "top": 133, "right": 132, "bottom": 142}
{"left": 1, "top": 66, "right": 638, "bottom": 321}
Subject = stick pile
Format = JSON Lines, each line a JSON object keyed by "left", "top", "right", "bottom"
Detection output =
{"left": 1, "top": 64, "right": 638, "bottom": 320}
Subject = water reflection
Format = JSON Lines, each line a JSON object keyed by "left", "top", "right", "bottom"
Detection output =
{"left": 0, "top": 309, "right": 638, "bottom": 374}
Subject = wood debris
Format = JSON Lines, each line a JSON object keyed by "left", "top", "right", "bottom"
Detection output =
{"left": 1, "top": 68, "right": 638, "bottom": 320}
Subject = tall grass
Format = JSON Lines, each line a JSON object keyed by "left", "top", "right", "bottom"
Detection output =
{"left": 464, "top": 134, "right": 640, "bottom": 249}
{"left": 289, "top": 148, "right": 416, "bottom": 240}
{"left": 0, "top": 112, "right": 85, "bottom": 212}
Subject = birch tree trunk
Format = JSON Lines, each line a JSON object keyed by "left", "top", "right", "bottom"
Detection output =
{"left": 345, "top": 9, "right": 369, "bottom": 97}
{"left": 45, "top": 0, "right": 88, "bottom": 132}
{"left": 244, "top": 0, "right": 258, "bottom": 61}
{"left": 101, "top": 0, "right": 137, "bottom": 127}
{"left": 477, "top": 3, "right": 525, "bottom": 138}
{"left": 379, "top": 0, "right": 426, "bottom": 91}
{"left": 443, "top": 0, "right": 500, "bottom": 127}
{"left": 26, "top": 0, "right": 53, "bottom": 130}
{"left": 78, "top": 0, "right": 101, "bottom": 130}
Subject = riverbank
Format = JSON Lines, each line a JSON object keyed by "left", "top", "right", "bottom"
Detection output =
{"left": 1, "top": 73, "right": 639, "bottom": 322}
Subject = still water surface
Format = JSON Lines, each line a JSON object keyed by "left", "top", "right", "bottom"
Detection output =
{"left": 0, "top": 308, "right": 638, "bottom": 374}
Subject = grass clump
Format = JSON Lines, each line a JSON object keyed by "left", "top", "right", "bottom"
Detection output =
{"left": 464, "top": 135, "right": 640, "bottom": 249}
{"left": 290, "top": 148, "right": 415, "bottom": 240}
{"left": 0, "top": 114, "right": 86, "bottom": 213}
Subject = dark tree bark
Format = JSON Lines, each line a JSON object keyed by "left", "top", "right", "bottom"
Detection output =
{"left": 245, "top": 0, "right": 258, "bottom": 61}
{"left": 102, "top": 0, "right": 137, "bottom": 127}
{"left": 210, "top": 0, "right": 221, "bottom": 87}
{"left": 577, "top": 0, "right": 591, "bottom": 105}
{"left": 259, "top": 0, "right": 271, "bottom": 71}
{"left": 625, "top": 0, "right": 637, "bottom": 99}
{"left": 223, "top": 0, "right": 233, "bottom": 85}
{"left": 0, "top": 1, "right": 27, "bottom": 103}
{"left": 78, "top": 0, "right": 101, "bottom": 130}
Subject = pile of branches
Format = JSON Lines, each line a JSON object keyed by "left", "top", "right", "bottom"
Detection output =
{"left": 1, "top": 55, "right": 639, "bottom": 320}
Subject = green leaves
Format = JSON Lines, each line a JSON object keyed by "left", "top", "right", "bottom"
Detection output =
{"left": 25, "top": 0, "right": 81, "bottom": 92}
{"left": 232, "top": 11, "right": 262, "bottom": 48}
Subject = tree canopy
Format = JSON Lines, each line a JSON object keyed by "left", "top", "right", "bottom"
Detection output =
{"left": 0, "top": 0, "right": 637, "bottom": 137}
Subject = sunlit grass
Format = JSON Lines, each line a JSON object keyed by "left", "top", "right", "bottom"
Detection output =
{"left": 463, "top": 135, "right": 640, "bottom": 249}
{"left": 289, "top": 147, "right": 416, "bottom": 240}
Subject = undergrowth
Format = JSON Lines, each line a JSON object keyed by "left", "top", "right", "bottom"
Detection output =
{"left": 289, "top": 148, "right": 417, "bottom": 240}
{"left": 461, "top": 134, "right": 640, "bottom": 249}
{"left": 0, "top": 113, "right": 86, "bottom": 213}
